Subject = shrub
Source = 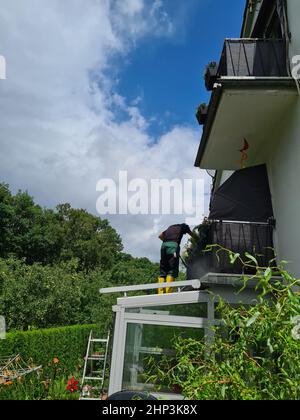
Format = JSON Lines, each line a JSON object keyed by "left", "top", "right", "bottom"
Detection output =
{"left": 0, "top": 324, "right": 108, "bottom": 400}
{"left": 0, "top": 257, "right": 114, "bottom": 331}
{"left": 0, "top": 324, "right": 100, "bottom": 374}
{"left": 0, "top": 256, "right": 159, "bottom": 332}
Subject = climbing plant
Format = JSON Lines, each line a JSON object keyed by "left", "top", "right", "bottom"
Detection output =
{"left": 149, "top": 250, "right": 300, "bottom": 400}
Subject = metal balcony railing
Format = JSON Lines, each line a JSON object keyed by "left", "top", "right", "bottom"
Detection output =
{"left": 186, "top": 220, "right": 275, "bottom": 279}
{"left": 218, "top": 39, "right": 288, "bottom": 78}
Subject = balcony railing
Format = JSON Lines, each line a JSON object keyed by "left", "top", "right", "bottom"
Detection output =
{"left": 186, "top": 220, "right": 275, "bottom": 279}
{"left": 218, "top": 38, "right": 288, "bottom": 79}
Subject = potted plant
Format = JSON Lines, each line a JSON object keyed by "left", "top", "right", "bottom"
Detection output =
{"left": 204, "top": 61, "right": 218, "bottom": 91}
{"left": 196, "top": 103, "right": 208, "bottom": 125}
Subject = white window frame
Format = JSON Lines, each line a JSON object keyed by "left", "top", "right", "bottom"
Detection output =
{"left": 109, "top": 291, "right": 211, "bottom": 395}
{"left": 108, "top": 288, "right": 258, "bottom": 396}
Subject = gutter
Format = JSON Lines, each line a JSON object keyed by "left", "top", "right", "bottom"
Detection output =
{"left": 194, "top": 77, "right": 296, "bottom": 168}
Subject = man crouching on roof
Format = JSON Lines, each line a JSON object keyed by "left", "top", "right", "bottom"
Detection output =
{"left": 158, "top": 223, "right": 194, "bottom": 295}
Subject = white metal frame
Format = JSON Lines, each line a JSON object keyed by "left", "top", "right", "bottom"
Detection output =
{"left": 108, "top": 290, "right": 212, "bottom": 396}
{"left": 115, "top": 289, "right": 210, "bottom": 308}
{"left": 110, "top": 313, "right": 208, "bottom": 395}
{"left": 81, "top": 330, "right": 92, "bottom": 389}
{"left": 100, "top": 279, "right": 201, "bottom": 296}
{"left": 80, "top": 331, "right": 110, "bottom": 400}
{"left": 107, "top": 281, "right": 260, "bottom": 396}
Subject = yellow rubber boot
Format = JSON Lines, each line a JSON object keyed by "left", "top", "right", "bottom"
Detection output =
{"left": 158, "top": 277, "right": 165, "bottom": 295}
{"left": 166, "top": 275, "right": 175, "bottom": 294}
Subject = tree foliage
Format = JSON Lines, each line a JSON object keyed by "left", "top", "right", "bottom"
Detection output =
{"left": 0, "top": 255, "right": 159, "bottom": 331}
{"left": 0, "top": 183, "right": 160, "bottom": 331}
{"left": 0, "top": 184, "right": 122, "bottom": 271}
{"left": 107, "top": 253, "right": 159, "bottom": 285}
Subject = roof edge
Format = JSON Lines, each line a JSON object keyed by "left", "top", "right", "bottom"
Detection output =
{"left": 194, "top": 86, "right": 223, "bottom": 168}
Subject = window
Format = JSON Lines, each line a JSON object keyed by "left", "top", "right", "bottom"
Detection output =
{"left": 264, "top": 9, "right": 283, "bottom": 38}
{"left": 252, "top": 1, "right": 284, "bottom": 39}
{"left": 122, "top": 323, "right": 204, "bottom": 393}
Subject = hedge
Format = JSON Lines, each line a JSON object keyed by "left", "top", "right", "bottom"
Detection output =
{"left": 0, "top": 324, "right": 101, "bottom": 374}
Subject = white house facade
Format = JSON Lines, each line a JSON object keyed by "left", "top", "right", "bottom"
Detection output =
{"left": 194, "top": 0, "right": 300, "bottom": 278}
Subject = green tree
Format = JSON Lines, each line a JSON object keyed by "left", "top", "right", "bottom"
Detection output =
{"left": 107, "top": 253, "right": 159, "bottom": 285}
{"left": 0, "top": 257, "right": 113, "bottom": 330}
{"left": 0, "top": 183, "right": 162, "bottom": 332}
{"left": 0, "top": 184, "right": 61, "bottom": 264}
{"left": 56, "top": 204, "right": 123, "bottom": 271}
{"left": 0, "top": 183, "right": 14, "bottom": 256}
{"left": 0, "top": 184, "right": 123, "bottom": 271}
{"left": 0, "top": 255, "right": 160, "bottom": 331}
{"left": 11, "top": 193, "right": 62, "bottom": 265}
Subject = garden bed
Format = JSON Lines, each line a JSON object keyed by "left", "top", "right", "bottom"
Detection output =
{"left": 0, "top": 324, "right": 103, "bottom": 400}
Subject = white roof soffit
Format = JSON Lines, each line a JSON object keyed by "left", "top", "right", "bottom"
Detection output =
{"left": 196, "top": 79, "right": 297, "bottom": 171}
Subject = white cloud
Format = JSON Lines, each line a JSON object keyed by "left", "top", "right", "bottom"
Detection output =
{"left": 118, "top": 0, "right": 144, "bottom": 17}
{"left": 0, "top": 0, "right": 210, "bottom": 261}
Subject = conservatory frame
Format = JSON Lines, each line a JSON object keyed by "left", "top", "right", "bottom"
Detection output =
{"left": 101, "top": 279, "right": 258, "bottom": 398}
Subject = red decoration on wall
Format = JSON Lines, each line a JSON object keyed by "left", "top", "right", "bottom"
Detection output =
{"left": 238, "top": 138, "right": 250, "bottom": 168}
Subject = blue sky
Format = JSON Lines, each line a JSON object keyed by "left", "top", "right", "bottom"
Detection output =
{"left": 0, "top": 0, "right": 246, "bottom": 260}
{"left": 116, "top": 0, "right": 246, "bottom": 138}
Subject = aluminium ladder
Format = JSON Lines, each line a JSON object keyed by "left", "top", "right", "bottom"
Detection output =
{"left": 80, "top": 330, "right": 110, "bottom": 400}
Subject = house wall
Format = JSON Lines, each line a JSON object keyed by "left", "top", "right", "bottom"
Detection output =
{"left": 265, "top": 0, "right": 300, "bottom": 277}
{"left": 203, "top": 1, "right": 300, "bottom": 277}
{"left": 287, "top": 0, "right": 300, "bottom": 58}
{"left": 267, "top": 103, "right": 300, "bottom": 277}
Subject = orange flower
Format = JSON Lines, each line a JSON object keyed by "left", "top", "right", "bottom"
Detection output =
{"left": 4, "top": 381, "right": 13, "bottom": 387}
{"left": 53, "top": 357, "right": 59, "bottom": 365}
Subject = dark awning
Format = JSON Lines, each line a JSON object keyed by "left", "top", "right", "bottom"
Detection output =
{"left": 209, "top": 164, "right": 274, "bottom": 222}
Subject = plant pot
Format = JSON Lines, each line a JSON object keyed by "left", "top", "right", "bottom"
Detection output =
{"left": 205, "top": 65, "right": 218, "bottom": 91}
{"left": 196, "top": 105, "right": 208, "bottom": 125}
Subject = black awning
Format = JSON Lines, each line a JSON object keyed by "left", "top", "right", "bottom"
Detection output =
{"left": 209, "top": 164, "right": 274, "bottom": 222}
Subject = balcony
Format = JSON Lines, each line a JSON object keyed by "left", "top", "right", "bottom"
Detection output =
{"left": 186, "top": 220, "right": 275, "bottom": 280}
{"left": 217, "top": 39, "right": 288, "bottom": 82}
{"left": 195, "top": 38, "right": 297, "bottom": 171}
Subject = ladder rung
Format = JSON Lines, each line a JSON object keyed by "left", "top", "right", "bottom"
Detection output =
{"left": 80, "top": 398, "right": 103, "bottom": 401}
{"left": 81, "top": 331, "right": 110, "bottom": 399}
{"left": 90, "top": 339, "right": 108, "bottom": 343}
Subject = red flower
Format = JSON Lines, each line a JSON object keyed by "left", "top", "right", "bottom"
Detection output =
{"left": 66, "top": 377, "right": 79, "bottom": 393}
